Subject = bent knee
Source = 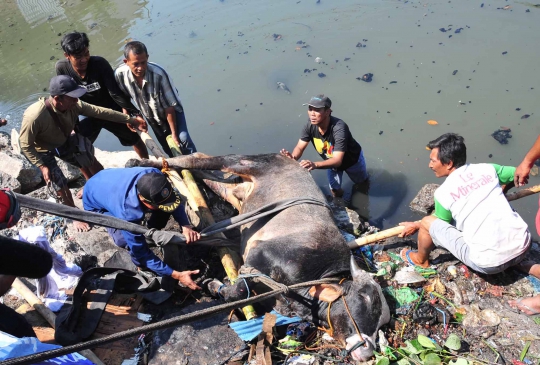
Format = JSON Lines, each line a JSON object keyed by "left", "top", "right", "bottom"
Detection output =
{"left": 420, "top": 215, "right": 438, "bottom": 231}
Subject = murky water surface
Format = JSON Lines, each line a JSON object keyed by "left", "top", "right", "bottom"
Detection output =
{"left": 1, "top": 0, "right": 540, "bottom": 235}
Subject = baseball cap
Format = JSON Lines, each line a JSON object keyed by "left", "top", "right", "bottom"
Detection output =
{"left": 303, "top": 94, "right": 332, "bottom": 109}
{"left": 136, "top": 173, "right": 181, "bottom": 213}
{"left": 49, "top": 75, "right": 87, "bottom": 98}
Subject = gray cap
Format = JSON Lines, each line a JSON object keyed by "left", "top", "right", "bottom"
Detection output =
{"left": 49, "top": 75, "right": 87, "bottom": 98}
{"left": 303, "top": 94, "right": 332, "bottom": 109}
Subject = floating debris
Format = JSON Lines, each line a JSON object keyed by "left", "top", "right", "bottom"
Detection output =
{"left": 491, "top": 127, "right": 512, "bottom": 144}
{"left": 389, "top": 81, "right": 397, "bottom": 84}
{"left": 277, "top": 82, "right": 291, "bottom": 94}
{"left": 272, "top": 33, "right": 282, "bottom": 40}
{"left": 427, "top": 120, "right": 438, "bottom": 125}
{"left": 237, "top": 31, "right": 244, "bottom": 36}
{"left": 357, "top": 73, "right": 373, "bottom": 82}
{"left": 452, "top": 70, "right": 458, "bottom": 75}
{"left": 439, "top": 28, "right": 447, "bottom": 32}
{"left": 356, "top": 42, "right": 366, "bottom": 48}
{"left": 317, "top": 73, "right": 326, "bottom": 78}
{"left": 188, "top": 30, "right": 197, "bottom": 38}
{"left": 455, "top": 28, "right": 463, "bottom": 33}
{"left": 521, "top": 114, "right": 531, "bottom": 119}
{"left": 315, "top": 57, "right": 322, "bottom": 63}
{"left": 379, "top": 131, "right": 383, "bottom": 135}
{"left": 502, "top": 51, "right": 508, "bottom": 55}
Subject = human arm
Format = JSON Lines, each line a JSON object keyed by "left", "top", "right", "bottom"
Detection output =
{"left": 398, "top": 197, "right": 451, "bottom": 237}
{"left": 79, "top": 101, "right": 147, "bottom": 132}
{"left": 491, "top": 164, "right": 517, "bottom": 185}
{"left": 171, "top": 206, "right": 201, "bottom": 244}
{"left": 19, "top": 114, "right": 45, "bottom": 167}
{"left": 515, "top": 136, "right": 540, "bottom": 187}
{"left": 280, "top": 139, "right": 309, "bottom": 160}
{"left": 299, "top": 151, "right": 345, "bottom": 171}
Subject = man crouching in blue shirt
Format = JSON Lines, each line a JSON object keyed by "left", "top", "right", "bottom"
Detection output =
{"left": 83, "top": 167, "right": 201, "bottom": 290}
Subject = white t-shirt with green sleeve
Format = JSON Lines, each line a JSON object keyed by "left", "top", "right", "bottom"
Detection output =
{"left": 433, "top": 163, "right": 529, "bottom": 268}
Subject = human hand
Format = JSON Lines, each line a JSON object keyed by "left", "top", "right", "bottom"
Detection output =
{"left": 172, "top": 269, "right": 201, "bottom": 290}
{"left": 39, "top": 165, "right": 51, "bottom": 183}
{"left": 398, "top": 222, "right": 419, "bottom": 237}
{"left": 280, "top": 149, "right": 293, "bottom": 159}
{"left": 299, "top": 159, "right": 316, "bottom": 171}
{"left": 130, "top": 115, "right": 148, "bottom": 132}
{"left": 182, "top": 225, "right": 201, "bottom": 244}
{"left": 514, "top": 162, "right": 532, "bottom": 187}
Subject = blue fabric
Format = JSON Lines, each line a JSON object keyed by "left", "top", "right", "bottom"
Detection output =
{"left": 327, "top": 149, "right": 368, "bottom": 190}
{"left": 0, "top": 331, "right": 94, "bottom": 364}
{"left": 83, "top": 167, "right": 189, "bottom": 277}
{"left": 527, "top": 275, "right": 540, "bottom": 293}
{"left": 228, "top": 311, "right": 301, "bottom": 341}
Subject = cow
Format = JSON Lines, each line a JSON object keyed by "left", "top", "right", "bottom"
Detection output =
{"left": 136, "top": 153, "right": 390, "bottom": 361}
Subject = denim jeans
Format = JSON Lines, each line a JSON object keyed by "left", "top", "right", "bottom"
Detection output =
{"left": 153, "top": 110, "right": 197, "bottom": 157}
{"left": 327, "top": 150, "right": 368, "bottom": 190}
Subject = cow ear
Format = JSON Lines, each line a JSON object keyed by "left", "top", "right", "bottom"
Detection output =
{"left": 308, "top": 284, "right": 343, "bottom": 303}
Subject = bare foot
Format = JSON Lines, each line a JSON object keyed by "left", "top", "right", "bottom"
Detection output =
{"left": 75, "top": 188, "right": 84, "bottom": 199}
{"left": 72, "top": 220, "right": 91, "bottom": 232}
{"left": 508, "top": 296, "right": 540, "bottom": 316}
{"left": 400, "top": 248, "right": 430, "bottom": 268}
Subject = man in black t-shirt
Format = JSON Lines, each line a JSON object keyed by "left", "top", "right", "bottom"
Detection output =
{"left": 280, "top": 94, "right": 367, "bottom": 197}
{"left": 56, "top": 32, "right": 149, "bottom": 159}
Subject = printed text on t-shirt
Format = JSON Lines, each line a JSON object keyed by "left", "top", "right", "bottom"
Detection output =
{"left": 450, "top": 172, "right": 494, "bottom": 202}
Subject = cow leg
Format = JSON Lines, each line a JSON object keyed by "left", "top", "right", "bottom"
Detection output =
{"left": 137, "top": 153, "right": 280, "bottom": 180}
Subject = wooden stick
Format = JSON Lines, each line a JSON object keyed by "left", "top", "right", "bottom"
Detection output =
{"left": 348, "top": 183, "right": 540, "bottom": 248}
{"left": 11, "top": 278, "right": 105, "bottom": 365}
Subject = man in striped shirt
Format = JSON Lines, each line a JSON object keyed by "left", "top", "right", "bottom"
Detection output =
{"left": 115, "top": 41, "right": 197, "bottom": 157}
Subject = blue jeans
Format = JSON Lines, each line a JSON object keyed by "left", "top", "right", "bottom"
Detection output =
{"left": 153, "top": 111, "right": 197, "bottom": 157}
{"left": 327, "top": 150, "right": 368, "bottom": 190}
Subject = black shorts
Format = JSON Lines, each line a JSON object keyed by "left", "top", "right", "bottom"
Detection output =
{"left": 78, "top": 116, "right": 141, "bottom": 146}
{"left": 39, "top": 151, "right": 68, "bottom": 189}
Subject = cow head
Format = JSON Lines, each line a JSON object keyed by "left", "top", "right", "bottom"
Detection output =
{"left": 308, "top": 255, "right": 390, "bottom": 361}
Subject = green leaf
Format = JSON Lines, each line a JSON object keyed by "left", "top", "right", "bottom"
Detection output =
{"left": 403, "top": 340, "right": 423, "bottom": 354}
{"left": 520, "top": 341, "right": 531, "bottom": 361}
{"left": 423, "top": 353, "right": 442, "bottom": 365}
{"left": 444, "top": 334, "right": 462, "bottom": 351}
{"left": 375, "top": 356, "right": 390, "bottom": 365}
{"left": 418, "top": 335, "right": 437, "bottom": 349}
{"left": 453, "top": 313, "right": 465, "bottom": 323}
{"left": 449, "top": 358, "right": 469, "bottom": 365}
{"left": 397, "top": 359, "right": 411, "bottom": 365}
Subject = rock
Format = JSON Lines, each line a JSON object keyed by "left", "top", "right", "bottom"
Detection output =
{"left": 0, "top": 152, "right": 42, "bottom": 193}
{"left": 94, "top": 148, "right": 158, "bottom": 169}
{"left": 462, "top": 303, "right": 500, "bottom": 337}
{"left": 0, "top": 131, "right": 11, "bottom": 150}
{"left": 150, "top": 299, "right": 246, "bottom": 365}
{"left": 331, "top": 202, "right": 364, "bottom": 235}
{"left": 0, "top": 171, "right": 21, "bottom": 192}
{"left": 409, "top": 183, "right": 440, "bottom": 214}
{"left": 55, "top": 158, "right": 82, "bottom": 183}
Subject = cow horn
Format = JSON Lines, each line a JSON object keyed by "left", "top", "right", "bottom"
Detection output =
{"left": 350, "top": 254, "right": 363, "bottom": 281}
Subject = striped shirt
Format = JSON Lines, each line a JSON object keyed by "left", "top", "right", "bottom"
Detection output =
{"left": 115, "top": 62, "right": 184, "bottom": 134}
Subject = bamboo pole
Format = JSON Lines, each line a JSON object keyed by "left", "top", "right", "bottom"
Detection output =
{"left": 11, "top": 278, "right": 105, "bottom": 365}
{"left": 348, "top": 183, "right": 540, "bottom": 248}
{"left": 164, "top": 135, "right": 257, "bottom": 320}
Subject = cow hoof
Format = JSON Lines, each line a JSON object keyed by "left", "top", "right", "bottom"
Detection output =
{"left": 202, "top": 278, "right": 225, "bottom": 298}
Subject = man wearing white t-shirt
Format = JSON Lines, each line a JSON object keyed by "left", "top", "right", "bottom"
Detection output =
{"left": 399, "top": 133, "right": 531, "bottom": 274}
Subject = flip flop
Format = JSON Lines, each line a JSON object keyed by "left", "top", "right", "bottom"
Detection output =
{"left": 508, "top": 298, "right": 540, "bottom": 316}
{"left": 400, "top": 248, "right": 421, "bottom": 268}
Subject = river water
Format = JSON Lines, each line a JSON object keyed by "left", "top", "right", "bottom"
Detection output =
{"left": 1, "top": 0, "right": 539, "bottom": 235}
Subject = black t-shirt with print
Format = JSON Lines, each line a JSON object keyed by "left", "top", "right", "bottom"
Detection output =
{"left": 300, "top": 116, "right": 362, "bottom": 171}
{"left": 55, "top": 56, "right": 135, "bottom": 112}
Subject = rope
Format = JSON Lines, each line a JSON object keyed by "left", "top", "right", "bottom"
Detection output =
{"left": 0, "top": 278, "right": 340, "bottom": 365}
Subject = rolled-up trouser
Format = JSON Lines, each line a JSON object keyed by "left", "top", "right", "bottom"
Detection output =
{"left": 152, "top": 111, "right": 197, "bottom": 157}
{"left": 327, "top": 150, "right": 368, "bottom": 191}
{"left": 429, "top": 218, "right": 531, "bottom": 275}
